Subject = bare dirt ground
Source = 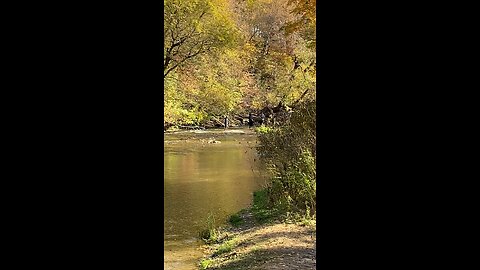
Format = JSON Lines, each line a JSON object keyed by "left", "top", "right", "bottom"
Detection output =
{"left": 199, "top": 210, "right": 316, "bottom": 270}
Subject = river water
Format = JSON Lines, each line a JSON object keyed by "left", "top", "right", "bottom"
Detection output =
{"left": 164, "top": 128, "right": 265, "bottom": 270}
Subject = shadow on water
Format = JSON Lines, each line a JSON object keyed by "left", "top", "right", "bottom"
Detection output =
{"left": 164, "top": 128, "right": 265, "bottom": 269}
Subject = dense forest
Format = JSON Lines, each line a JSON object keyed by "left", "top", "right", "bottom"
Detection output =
{"left": 164, "top": 0, "right": 316, "bottom": 129}
{"left": 164, "top": 0, "right": 316, "bottom": 218}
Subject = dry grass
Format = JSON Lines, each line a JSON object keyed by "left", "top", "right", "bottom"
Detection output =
{"left": 199, "top": 209, "right": 316, "bottom": 270}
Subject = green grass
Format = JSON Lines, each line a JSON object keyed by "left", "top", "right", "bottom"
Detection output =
{"left": 252, "top": 189, "right": 280, "bottom": 223}
{"left": 199, "top": 212, "right": 220, "bottom": 243}
{"left": 228, "top": 214, "right": 244, "bottom": 227}
{"left": 200, "top": 258, "right": 214, "bottom": 269}
{"left": 253, "top": 189, "right": 269, "bottom": 208}
{"left": 254, "top": 125, "right": 273, "bottom": 134}
{"left": 199, "top": 227, "right": 219, "bottom": 243}
{"left": 284, "top": 210, "right": 316, "bottom": 226}
{"left": 214, "top": 238, "right": 238, "bottom": 256}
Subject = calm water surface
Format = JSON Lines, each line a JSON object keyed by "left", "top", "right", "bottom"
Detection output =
{"left": 164, "top": 128, "right": 265, "bottom": 270}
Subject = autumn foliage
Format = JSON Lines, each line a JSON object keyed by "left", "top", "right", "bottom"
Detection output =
{"left": 164, "top": 0, "right": 316, "bottom": 128}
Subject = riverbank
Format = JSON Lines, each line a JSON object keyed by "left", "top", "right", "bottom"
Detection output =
{"left": 198, "top": 207, "right": 316, "bottom": 269}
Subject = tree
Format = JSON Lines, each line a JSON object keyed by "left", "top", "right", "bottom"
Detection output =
{"left": 163, "top": 0, "right": 237, "bottom": 78}
{"left": 285, "top": 0, "right": 316, "bottom": 48}
{"left": 163, "top": 0, "right": 316, "bottom": 129}
{"left": 231, "top": 0, "right": 315, "bottom": 109}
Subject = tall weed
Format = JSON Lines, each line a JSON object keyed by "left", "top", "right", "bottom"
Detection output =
{"left": 256, "top": 100, "right": 316, "bottom": 215}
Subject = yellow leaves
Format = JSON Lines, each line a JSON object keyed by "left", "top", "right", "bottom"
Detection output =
{"left": 224, "top": 48, "right": 238, "bottom": 59}
{"left": 164, "top": 0, "right": 316, "bottom": 124}
{"left": 285, "top": 0, "right": 316, "bottom": 44}
{"left": 242, "top": 43, "right": 259, "bottom": 59}
{"left": 246, "top": 0, "right": 270, "bottom": 10}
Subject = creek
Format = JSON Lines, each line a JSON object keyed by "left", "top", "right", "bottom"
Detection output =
{"left": 164, "top": 128, "right": 265, "bottom": 270}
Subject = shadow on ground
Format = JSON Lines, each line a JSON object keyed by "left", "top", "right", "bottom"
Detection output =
{"left": 210, "top": 246, "right": 316, "bottom": 270}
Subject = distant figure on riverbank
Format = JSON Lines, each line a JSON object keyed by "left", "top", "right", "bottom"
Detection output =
{"left": 224, "top": 115, "right": 229, "bottom": 129}
{"left": 248, "top": 113, "right": 254, "bottom": 128}
{"left": 260, "top": 112, "right": 265, "bottom": 126}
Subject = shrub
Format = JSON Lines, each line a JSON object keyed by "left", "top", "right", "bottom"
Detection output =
{"left": 199, "top": 212, "right": 220, "bottom": 243}
{"left": 256, "top": 100, "right": 316, "bottom": 215}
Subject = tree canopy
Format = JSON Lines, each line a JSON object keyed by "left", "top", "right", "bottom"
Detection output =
{"left": 164, "top": 0, "right": 316, "bottom": 128}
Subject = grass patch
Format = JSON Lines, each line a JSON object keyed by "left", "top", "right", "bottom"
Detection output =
{"left": 199, "top": 212, "right": 221, "bottom": 243}
{"left": 251, "top": 189, "right": 316, "bottom": 225}
{"left": 254, "top": 125, "right": 273, "bottom": 134}
{"left": 284, "top": 211, "right": 316, "bottom": 226}
{"left": 214, "top": 238, "right": 238, "bottom": 256}
{"left": 228, "top": 214, "right": 244, "bottom": 227}
{"left": 299, "top": 218, "right": 315, "bottom": 226}
{"left": 200, "top": 258, "right": 214, "bottom": 269}
{"left": 253, "top": 189, "right": 269, "bottom": 209}
{"left": 252, "top": 189, "right": 281, "bottom": 223}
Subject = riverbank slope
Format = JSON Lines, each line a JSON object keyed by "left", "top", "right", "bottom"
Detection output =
{"left": 199, "top": 209, "right": 316, "bottom": 270}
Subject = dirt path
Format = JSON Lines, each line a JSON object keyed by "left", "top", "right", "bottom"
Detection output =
{"left": 199, "top": 210, "right": 316, "bottom": 270}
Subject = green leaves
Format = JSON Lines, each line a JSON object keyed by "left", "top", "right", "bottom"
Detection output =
{"left": 256, "top": 100, "right": 316, "bottom": 214}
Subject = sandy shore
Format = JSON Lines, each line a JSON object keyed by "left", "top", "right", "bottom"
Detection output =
{"left": 199, "top": 209, "right": 316, "bottom": 269}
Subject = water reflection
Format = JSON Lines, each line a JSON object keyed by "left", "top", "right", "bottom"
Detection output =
{"left": 164, "top": 129, "right": 263, "bottom": 269}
